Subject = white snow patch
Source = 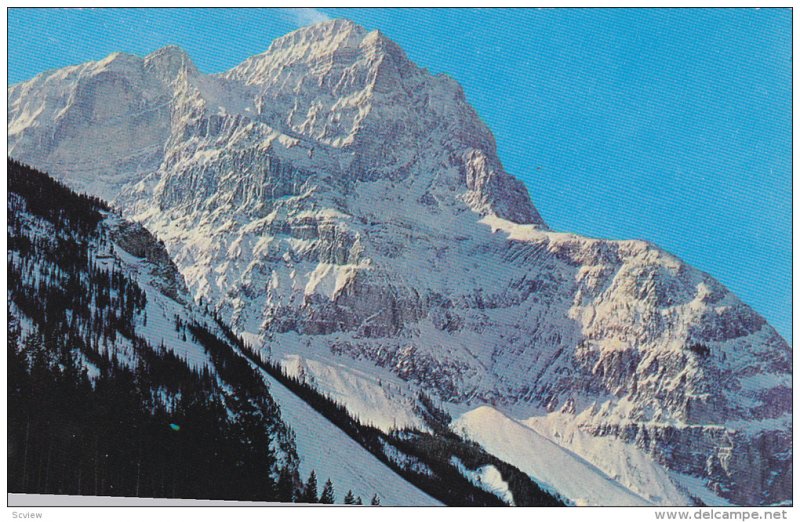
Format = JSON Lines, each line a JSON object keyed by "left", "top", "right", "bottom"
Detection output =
{"left": 523, "top": 412, "right": 690, "bottom": 505}
{"left": 450, "top": 456, "right": 514, "bottom": 506}
{"left": 279, "top": 350, "right": 423, "bottom": 432}
{"left": 258, "top": 368, "right": 440, "bottom": 506}
{"left": 452, "top": 405, "right": 653, "bottom": 506}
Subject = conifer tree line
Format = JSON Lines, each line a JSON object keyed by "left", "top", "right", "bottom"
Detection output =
{"left": 8, "top": 160, "right": 300, "bottom": 502}
{"left": 7, "top": 159, "right": 387, "bottom": 505}
{"left": 8, "top": 317, "right": 286, "bottom": 500}
{"left": 8, "top": 158, "right": 109, "bottom": 233}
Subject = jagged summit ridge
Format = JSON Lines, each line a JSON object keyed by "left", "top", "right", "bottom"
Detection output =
{"left": 220, "top": 20, "right": 543, "bottom": 226}
{"left": 261, "top": 18, "right": 369, "bottom": 56}
{"left": 249, "top": 18, "right": 409, "bottom": 68}
{"left": 144, "top": 44, "right": 199, "bottom": 80}
{"left": 8, "top": 19, "right": 544, "bottom": 226}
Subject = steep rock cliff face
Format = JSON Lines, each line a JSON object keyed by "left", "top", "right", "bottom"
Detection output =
{"left": 8, "top": 19, "right": 791, "bottom": 506}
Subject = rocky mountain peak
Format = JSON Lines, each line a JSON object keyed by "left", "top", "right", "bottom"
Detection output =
{"left": 266, "top": 18, "right": 368, "bottom": 53}
{"left": 144, "top": 44, "right": 198, "bottom": 81}
{"left": 7, "top": 20, "right": 546, "bottom": 225}
{"left": 226, "top": 19, "right": 418, "bottom": 93}
{"left": 215, "top": 19, "right": 545, "bottom": 225}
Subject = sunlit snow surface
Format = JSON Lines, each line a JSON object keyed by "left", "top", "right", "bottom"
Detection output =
{"left": 258, "top": 369, "right": 440, "bottom": 506}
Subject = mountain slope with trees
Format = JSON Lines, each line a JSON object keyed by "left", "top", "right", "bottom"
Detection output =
{"left": 8, "top": 159, "right": 560, "bottom": 506}
{"left": 8, "top": 158, "right": 302, "bottom": 501}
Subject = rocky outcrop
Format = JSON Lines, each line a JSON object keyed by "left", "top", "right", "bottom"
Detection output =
{"left": 111, "top": 219, "right": 188, "bottom": 304}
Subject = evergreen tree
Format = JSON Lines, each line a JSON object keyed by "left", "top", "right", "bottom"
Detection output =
{"left": 302, "top": 470, "right": 318, "bottom": 503}
{"left": 343, "top": 490, "right": 356, "bottom": 505}
{"left": 320, "top": 478, "right": 335, "bottom": 504}
{"left": 371, "top": 494, "right": 381, "bottom": 506}
{"left": 355, "top": 496, "right": 363, "bottom": 505}
{"left": 276, "top": 466, "right": 295, "bottom": 503}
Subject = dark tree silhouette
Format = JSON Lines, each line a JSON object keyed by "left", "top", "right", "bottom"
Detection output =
{"left": 301, "top": 471, "right": 318, "bottom": 504}
{"left": 320, "top": 479, "right": 335, "bottom": 504}
{"left": 277, "top": 466, "right": 296, "bottom": 503}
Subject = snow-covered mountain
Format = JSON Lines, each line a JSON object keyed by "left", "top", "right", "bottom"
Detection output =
{"left": 7, "top": 19, "right": 791, "bottom": 506}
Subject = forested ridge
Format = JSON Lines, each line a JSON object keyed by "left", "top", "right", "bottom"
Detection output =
{"left": 7, "top": 159, "right": 300, "bottom": 502}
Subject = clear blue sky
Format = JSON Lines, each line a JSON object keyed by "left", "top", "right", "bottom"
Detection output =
{"left": 8, "top": 8, "right": 792, "bottom": 343}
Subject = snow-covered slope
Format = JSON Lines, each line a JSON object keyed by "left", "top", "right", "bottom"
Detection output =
{"left": 8, "top": 186, "right": 210, "bottom": 374}
{"left": 258, "top": 369, "right": 440, "bottom": 505}
{"left": 520, "top": 411, "right": 729, "bottom": 506}
{"left": 453, "top": 406, "right": 695, "bottom": 506}
{"left": 452, "top": 406, "right": 657, "bottom": 506}
{"left": 7, "top": 19, "right": 791, "bottom": 506}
